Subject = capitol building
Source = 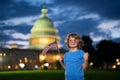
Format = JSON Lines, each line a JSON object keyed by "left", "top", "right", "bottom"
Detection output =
{"left": 29, "top": 4, "right": 60, "bottom": 49}
{"left": 0, "top": 4, "right": 66, "bottom": 70}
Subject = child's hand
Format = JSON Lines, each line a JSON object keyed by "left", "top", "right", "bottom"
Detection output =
{"left": 83, "top": 52, "right": 89, "bottom": 70}
{"left": 84, "top": 52, "right": 89, "bottom": 61}
{"left": 58, "top": 56, "right": 62, "bottom": 63}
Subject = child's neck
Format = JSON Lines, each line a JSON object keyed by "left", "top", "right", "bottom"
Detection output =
{"left": 69, "top": 47, "right": 78, "bottom": 52}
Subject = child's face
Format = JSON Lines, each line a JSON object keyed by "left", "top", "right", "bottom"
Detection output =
{"left": 68, "top": 37, "right": 78, "bottom": 48}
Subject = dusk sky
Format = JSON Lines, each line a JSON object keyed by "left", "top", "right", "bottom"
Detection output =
{"left": 0, "top": 0, "right": 120, "bottom": 49}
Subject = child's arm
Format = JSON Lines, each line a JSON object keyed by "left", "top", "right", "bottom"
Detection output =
{"left": 82, "top": 52, "right": 89, "bottom": 70}
{"left": 58, "top": 57, "right": 66, "bottom": 69}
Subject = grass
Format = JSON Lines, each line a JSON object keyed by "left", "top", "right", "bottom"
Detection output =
{"left": 0, "top": 70, "right": 64, "bottom": 80}
{"left": 0, "top": 70, "right": 120, "bottom": 80}
{"left": 85, "top": 70, "right": 120, "bottom": 80}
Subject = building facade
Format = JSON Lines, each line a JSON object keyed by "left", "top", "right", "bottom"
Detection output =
{"left": 0, "top": 47, "right": 66, "bottom": 70}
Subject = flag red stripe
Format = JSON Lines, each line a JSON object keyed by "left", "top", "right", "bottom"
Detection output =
{"left": 41, "top": 41, "right": 58, "bottom": 55}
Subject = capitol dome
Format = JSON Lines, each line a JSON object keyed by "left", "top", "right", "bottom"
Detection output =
{"left": 29, "top": 4, "right": 60, "bottom": 49}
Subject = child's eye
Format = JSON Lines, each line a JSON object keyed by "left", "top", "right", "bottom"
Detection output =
{"left": 69, "top": 40, "right": 71, "bottom": 41}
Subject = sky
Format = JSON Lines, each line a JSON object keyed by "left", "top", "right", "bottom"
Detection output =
{"left": 0, "top": 0, "right": 120, "bottom": 49}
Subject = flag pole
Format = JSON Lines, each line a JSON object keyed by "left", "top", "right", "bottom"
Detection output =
{"left": 55, "top": 38, "right": 61, "bottom": 57}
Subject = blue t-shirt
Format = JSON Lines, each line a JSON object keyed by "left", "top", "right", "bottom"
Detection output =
{"left": 64, "top": 50, "right": 85, "bottom": 80}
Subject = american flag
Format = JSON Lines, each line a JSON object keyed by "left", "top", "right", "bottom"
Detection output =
{"left": 41, "top": 41, "right": 58, "bottom": 55}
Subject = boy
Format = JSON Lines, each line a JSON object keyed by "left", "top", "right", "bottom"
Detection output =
{"left": 59, "top": 33, "right": 89, "bottom": 80}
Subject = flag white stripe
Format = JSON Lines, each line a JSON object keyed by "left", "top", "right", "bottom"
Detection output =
{"left": 41, "top": 41, "right": 58, "bottom": 55}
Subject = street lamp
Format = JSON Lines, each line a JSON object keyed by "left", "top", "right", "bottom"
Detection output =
{"left": 19, "top": 63, "right": 25, "bottom": 69}
{"left": 116, "top": 58, "right": 120, "bottom": 65}
{"left": 116, "top": 59, "right": 119, "bottom": 62}
{"left": 44, "top": 63, "right": 49, "bottom": 67}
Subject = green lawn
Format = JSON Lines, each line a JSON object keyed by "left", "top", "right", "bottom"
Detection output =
{"left": 85, "top": 70, "right": 120, "bottom": 80}
{"left": 0, "top": 70, "right": 119, "bottom": 80}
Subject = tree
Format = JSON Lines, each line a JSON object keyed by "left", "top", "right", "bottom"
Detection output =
{"left": 82, "top": 35, "right": 96, "bottom": 67}
{"left": 96, "top": 40, "right": 119, "bottom": 69}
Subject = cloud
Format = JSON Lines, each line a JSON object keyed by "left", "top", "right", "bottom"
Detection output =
{"left": 4, "top": 40, "right": 29, "bottom": 49}
{"left": 11, "top": 33, "right": 30, "bottom": 40}
{"left": 77, "top": 13, "right": 100, "bottom": 20}
{"left": 88, "top": 19, "right": 120, "bottom": 44}
{"left": 0, "top": 0, "right": 41, "bottom": 20}
{"left": 21, "top": 0, "right": 56, "bottom": 5}
{"left": 89, "top": 32, "right": 108, "bottom": 42}
{"left": 3, "top": 30, "right": 16, "bottom": 35}
{"left": 6, "top": 40, "right": 29, "bottom": 45}
{"left": 49, "top": 5, "right": 84, "bottom": 21}
{"left": 110, "top": 28, "right": 120, "bottom": 38}
{"left": 1, "top": 15, "right": 39, "bottom": 26}
{"left": 54, "top": 20, "right": 65, "bottom": 27}
{"left": 97, "top": 20, "right": 120, "bottom": 38}
{"left": 55, "top": 0, "right": 120, "bottom": 20}
{"left": 3, "top": 30, "right": 30, "bottom": 40}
